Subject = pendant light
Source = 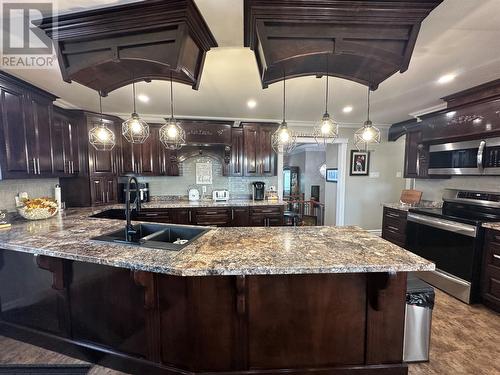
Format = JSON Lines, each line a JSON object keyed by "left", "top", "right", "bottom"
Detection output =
{"left": 354, "top": 87, "right": 380, "bottom": 150}
{"left": 271, "top": 73, "right": 297, "bottom": 153}
{"left": 122, "top": 81, "right": 150, "bottom": 144}
{"left": 159, "top": 74, "right": 186, "bottom": 150}
{"left": 89, "top": 93, "right": 116, "bottom": 151}
{"left": 314, "top": 54, "right": 338, "bottom": 144}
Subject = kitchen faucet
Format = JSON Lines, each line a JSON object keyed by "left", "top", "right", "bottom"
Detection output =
{"left": 125, "top": 176, "right": 141, "bottom": 242}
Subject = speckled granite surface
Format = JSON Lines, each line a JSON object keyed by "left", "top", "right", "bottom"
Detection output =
{"left": 113, "top": 199, "right": 286, "bottom": 209}
{"left": 0, "top": 208, "right": 434, "bottom": 276}
{"left": 482, "top": 222, "right": 500, "bottom": 230}
{"left": 383, "top": 200, "right": 443, "bottom": 212}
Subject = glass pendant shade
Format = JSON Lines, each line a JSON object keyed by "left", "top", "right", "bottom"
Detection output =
{"left": 160, "top": 117, "right": 186, "bottom": 150}
{"left": 89, "top": 94, "right": 116, "bottom": 151}
{"left": 122, "top": 112, "right": 150, "bottom": 143}
{"left": 272, "top": 121, "right": 297, "bottom": 154}
{"left": 272, "top": 75, "right": 297, "bottom": 153}
{"left": 354, "top": 88, "right": 380, "bottom": 150}
{"left": 314, "top": 112, "right": 338, "bottom": 144}
{"left": 122, "top": 81, "right": 150, "bottom": 144}
{"left": 314, "top": 55, "right": 338, "bottom": 144}
{"left": 159, "top": 74, "right": 186, "bottom": 150}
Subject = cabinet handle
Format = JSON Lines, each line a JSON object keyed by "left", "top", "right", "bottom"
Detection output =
{"left": 101, "top": 191, "right": 105, "bottom": 203}
{"left": 387, "top": 225, "right": 400, "bottom": 232}
{"left": 188, "top": 210, "right": 192, "bottom": 223}
{"left": 71, "top": 161, "right": 74, "bottom": 174}
{"left": 493, "top": 254, "right": 500, "bottom": 260}
{"left": 106, "top": 192, "right": 109, "bottom": 203}
{"left": 37, "top": 158, "right": 41, "bottom": 175}
{"left": 231, "top": 209, "right": 234, "bottom": 221}
{"left": 386, "top": 213, "right": 401, "bottom": 219}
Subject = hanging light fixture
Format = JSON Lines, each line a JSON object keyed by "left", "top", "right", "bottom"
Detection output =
{"left": 354, "top": 87, "right": 380, "bottom": 150}
{"left": 88, "top": 93, "right": 116, "bottom": 151}
{"left": 122, "top": 81, "right": 150, "bottom": 143}
{"left": 314, "top": 54, "right": 338, "bottom": 144}
{"left": 159, "top": 74, "right": 186, "bottom": 150}
{"left": 271, "top": 73, "right": 297, "bottom": 153}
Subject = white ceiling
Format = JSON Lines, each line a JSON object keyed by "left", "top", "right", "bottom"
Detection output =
{"left": 8, "top": 0, "right": 500, "bottom": 126}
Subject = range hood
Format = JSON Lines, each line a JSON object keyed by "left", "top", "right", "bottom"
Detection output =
{"left": 36, "top": 0, "right": 217, "bottom": 95}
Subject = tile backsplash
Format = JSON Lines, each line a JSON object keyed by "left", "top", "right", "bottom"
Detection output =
{"left": 0, "top": 178, "right": 59, "bottom": 211}
{"left": 137, "top": 156, "right": 278, "bottom": 198}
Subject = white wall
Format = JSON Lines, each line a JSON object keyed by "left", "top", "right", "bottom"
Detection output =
{"left": 324, "top": 144, "right": 339, "bottom": 225}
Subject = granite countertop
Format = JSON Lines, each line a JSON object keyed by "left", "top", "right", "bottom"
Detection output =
{"left": 383, "top": 201, "right": 443, "bottom": 212}
{"left": 0, "top": 208, "right": 434, "bottom": 276}
{"left": 482, "top": 222, "right": 500, "bottom": 230}
{"left": 138, "top": 199, "right": 287, "bottom": 209}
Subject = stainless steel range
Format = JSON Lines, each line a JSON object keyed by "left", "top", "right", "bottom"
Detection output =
{"left": 407, "top": 189, "right": 500, "bottom": 303}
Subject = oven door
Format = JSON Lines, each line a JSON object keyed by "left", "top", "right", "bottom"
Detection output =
{"left": 406, "top": 213, "right": 479, "bottom": 303}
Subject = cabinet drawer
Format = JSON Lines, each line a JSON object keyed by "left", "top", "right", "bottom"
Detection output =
{"left": 250, "top": 206, "right": 282, "bottom": 216}
{"left": 383, "top": 216, "right": 407, "bottom": 235}
{"left": 137, "top": 210, "right": 172, "bottom": 223}
{"left": 483, "top": 264, "right": 500, "bottom": 302}
{"left": 382, "top": 227, "right": 406, "bottom": 247}
{"left": 195, "top": 208, "right": 230, "bottom": 216}
{"left": 383, "top": 207, "right": 407, "bottom": 220}
{"left": 195, "top": 214, "right": 230, "bottom": 226}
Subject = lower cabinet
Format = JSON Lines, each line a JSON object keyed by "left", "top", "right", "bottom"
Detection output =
{"left": 192, "top": 208, "right": 231, "bottom": 226}
{"left": 381, "top": 207, "right": 408, "bottom": 248}
{"left": 90, "top": 176, "right": 118, "bottom": 206}
{"left": 481, "top": 229, "right": 500, "bottom": 312}
{"left": 249, "top": 206, "right": 284, "bottom": 227}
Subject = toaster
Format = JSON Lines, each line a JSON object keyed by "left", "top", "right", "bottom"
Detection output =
{"left": 212, "top": 190, "right": 229, "bottom": 202}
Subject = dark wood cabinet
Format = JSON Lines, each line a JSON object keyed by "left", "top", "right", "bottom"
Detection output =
{"left": 87, "top": 116, "right": 119, "bottom": 176}
{"left": 242, "top": 123, "right": 278, "bottom": 177}
{"left": 52, "top": 109, "right": 80, "bottom": 176}
{"left": 231, "top": 207, "right": 249, "bottom": 227}
{"left": 121, "top": 126, "right": 160, "bottom": 176}
{"left": 192, "top": 208, "right": 231, "bottom": 226}
{"left": 404, "top": 130, "right": 429, "bottom": 179}
{"left": 90, "top": 176, "right": 118, "bottom": 206}
{"left": 229, "top": 128, "right": 244, "bottom": 177}
{"left": 381, "top": 207, "right": 407, "bottom": 248}
{"left": 481, "top": 229, "right": 500, "bottom": 312}
{"left": 0, "top": 74, "right": 57, "bottom": 179}
{"left": 249, "top": 206, "right": 284, "bottom": 227}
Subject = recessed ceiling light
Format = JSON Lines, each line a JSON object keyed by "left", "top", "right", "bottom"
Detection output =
{"left": 343, "top": 106, "right": 353, "bottom": 113}
{"left": 437, "top": 74, "right": 456, "bottom": 84}
{"left": 247, "top": 99, "right": 257, "bottom": 109}
{"left": 137, "top": 94, "right": 149, "bottom": 103}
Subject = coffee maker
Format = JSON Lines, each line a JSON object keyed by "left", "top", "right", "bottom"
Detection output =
{"left": 252, "top": 181, "right": 265, "bottom": 201}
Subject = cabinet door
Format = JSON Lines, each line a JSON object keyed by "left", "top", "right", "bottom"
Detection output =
{"left": 230, "top": 128, "right": 244, "bottom": 177}
{"left": 259, "top": 125, "right": 277, "bottom": 176}
{"left": 68, "top": 120, "right": 80, "bottom": 175}
{"left": 29, "top": 95, "right": 53, "bottom": 176}
{"left": 139, "top": 127, "right": 158, "bottom": 175}
{"left": 172, "top": 209, "right": 192, "bottom": 224}
{"left": 52, "top": 111, "right": 71, "bottom": 175}
{"left": 403, "top": 130, "right": 421, "bottom": 178}
{"left": 120, "top": 136, "right": 139, "bottom": 174}
{"left": 88, "top": 116, "right": 117, "bottom": 176}
{"left": 0, "top": 86, "right": 31, "bottom": 178}
{"left": 104, "top": 177, "right": 118, "bottom": 204}
{"left": 243, "top": 124, "right": 259, "bottom": 176}
{"left": 231, "top": 207, "right": 249, "bottom": 226}
{"left": 90, "top": 177, "right": 106, "bottom": 205}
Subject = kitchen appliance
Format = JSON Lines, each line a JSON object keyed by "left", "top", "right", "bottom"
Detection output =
{"left": 252, "top": 181, "right": 265, "bottom": 201}
{"left": 118, "top": 182, "right": 149, "bottom": 203}
{"left": 188, "top": 187, "right": 200, "bottom": 201}
{"left": 428, "top": 136, "right": 500, "bottom": 176}
{"left": 406, "top": 189, "right": 500, "bottom": 303}
{"left": 212, "top": 190, "right": 229, "bottom": 202}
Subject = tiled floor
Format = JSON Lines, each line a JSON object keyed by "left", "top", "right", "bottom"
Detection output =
{"left": 0, "top": 289, "right": 498, "bottom": 374}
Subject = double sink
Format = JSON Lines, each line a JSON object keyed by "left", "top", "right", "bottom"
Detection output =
{"left": 92, "top": 222, "right": 210, "bottom": 251}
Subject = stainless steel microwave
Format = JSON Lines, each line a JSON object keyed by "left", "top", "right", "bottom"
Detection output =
{"left": 428, "top": 137, "right": 500, "bottom": 176}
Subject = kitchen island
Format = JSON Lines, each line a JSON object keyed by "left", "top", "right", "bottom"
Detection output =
{"left": 0, "top": 209, "right": 434, "bottom": 375}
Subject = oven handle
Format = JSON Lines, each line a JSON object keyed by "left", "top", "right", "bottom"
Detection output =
{"left": 477, "top": 140, "right": 486, "bottom": 171}
{"left": 407, "top": 213, "right": 477, "bottom": 238}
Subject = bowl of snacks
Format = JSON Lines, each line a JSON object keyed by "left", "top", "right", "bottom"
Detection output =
{"left": 17, "top": 198, "right": 58, "bottom": 220}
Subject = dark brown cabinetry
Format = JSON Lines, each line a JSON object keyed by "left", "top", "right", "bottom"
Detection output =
{"left": 229, "top": 128, "right": 244, "bottom": 177}
{"left": 86, "top": 115, "right": 119, "bottom": 176}
{"left": 230, "top": 207, "right": 249, "bottom": 227}
{"left": 404, "top": 130, "right": 429, "bottom": 179}
{"left": 249, "top": 206, "right": 284, "bottom": 227}
{"left": 90, "top": 177, "right": 118, "bottom": 205}
{"left": 381, "top": 207, "right": 407, "bottom": 248}
{"left": 481, "top": 229, "right": 500, "bottom": 312}
{"left": 121, "top": 126, "right": 159, "bottom": 175}
{"left": 0, "top": 73, "right": 57, "bottom": 179}
{"left": 192, "top": 208, "right": 231, "bottom": 226}
{"left": 52, "top": 109, "right": 80, "bottom": 176}
{"left": 242, "top": 123, "right": 278, "bottom": 177}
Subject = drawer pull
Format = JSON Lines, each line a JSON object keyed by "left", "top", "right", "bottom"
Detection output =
{"left": 387, "top": 225, "right": 400, "bottom": 232}
{"left": 386, "top": 213, "right": 403, "bottom": 219}
{"left": 144, "top": 213, "right": 160, "bottom": 217}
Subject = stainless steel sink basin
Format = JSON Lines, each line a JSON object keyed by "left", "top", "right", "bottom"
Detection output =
{"left": 91, "top": 223, "right": 210, "bottom": 251}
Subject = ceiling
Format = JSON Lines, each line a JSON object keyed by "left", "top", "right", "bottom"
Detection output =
{"left": 8, "top": 0, "right": 500, "bottom": 127}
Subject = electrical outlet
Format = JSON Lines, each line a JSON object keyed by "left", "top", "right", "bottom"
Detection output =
{"left": 202, "top": 186, "right": 207, "bottom": 193}
{"left": 396, "top": 171, "right": 402, "bottom": 178}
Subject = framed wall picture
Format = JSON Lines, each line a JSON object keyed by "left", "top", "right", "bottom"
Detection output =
{"left": 349, "top": 150, "right": 370, "bottom": 176}
{"left": 325, "top": 168, "right": 338, "bottom": 182}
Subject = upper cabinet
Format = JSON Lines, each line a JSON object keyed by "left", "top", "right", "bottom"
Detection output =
{"left": 242, "top": 123, "right": 278, "bottom": 177}
{"left": 404, "top": 130, "right": 429, "bottom": 179}
{"left": 0, "top": 72, "right": 57, "bottom": 179}
{"left": 52, "top": 109, "right": 80, "bottom": 176}
{"left": 121, "top": 126, "right": 159, "bottom": 176}
{"left": 85, "top": 114, "right": 120, "bottom": 176}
